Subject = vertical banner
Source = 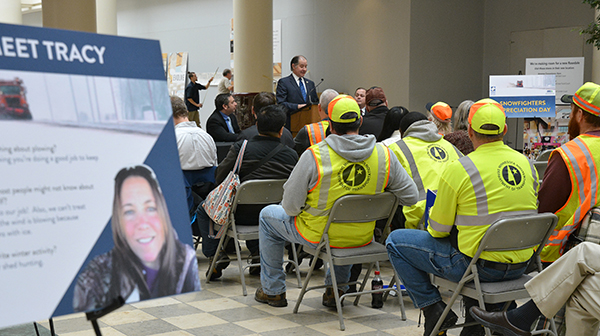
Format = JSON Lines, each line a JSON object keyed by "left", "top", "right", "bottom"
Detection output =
{"left": 0, "top": 23, "right": 199, "bottom": 328}
{"left": 167, "top": 52, "right": 188, "bottom": 99}
{"left": 273, "top": 19, "right": 282, "bottom": 81}
{"left": 489, "top": 75, "right": 556, "bottom": 118}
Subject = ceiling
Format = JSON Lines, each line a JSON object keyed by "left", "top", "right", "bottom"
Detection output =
{"left": 21, "top": 0, "right": 42, "bottom": 13}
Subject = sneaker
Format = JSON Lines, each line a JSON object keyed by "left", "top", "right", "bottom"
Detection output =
{"left": 322, "top": 288, "right": 345, "bottom": 308}
{"left": 254, "top": 288, "right": 287, "bottom": 307}
{"left": 206, "top": 252, "right": 230, "bottom": 281}
{"left": 423, "top": 301, "right": 458, "bottom": 336}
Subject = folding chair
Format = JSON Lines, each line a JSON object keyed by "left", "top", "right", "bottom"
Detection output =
{"left": 206, "top": 179, "right": 302, "bottom": 296}
{"left": 293, "top": 192, "right": 405, "bottom": 331}
{"left": 428, "top": 212, "right": 559, "bottom": 336}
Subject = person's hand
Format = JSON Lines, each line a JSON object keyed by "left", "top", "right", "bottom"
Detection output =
{"left": 298, "top": 104, "right": 306, "bottom": 109}
{"left": 208, "top": 77, "right": 214, "bottom": 83}
{"left": 198, "top": 103, "right": 203, "bottom": 108}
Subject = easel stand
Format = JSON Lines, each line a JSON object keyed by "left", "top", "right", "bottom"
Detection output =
{"left": 85, "top": 296, "right": 125, "bottom": 336}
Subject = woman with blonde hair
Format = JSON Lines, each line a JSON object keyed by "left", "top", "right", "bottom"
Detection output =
{"left": 74, "top": 165, "right": 200, "bottom": 312}
{"left": 426, "top": 101, "right": 453, "bottom": 135}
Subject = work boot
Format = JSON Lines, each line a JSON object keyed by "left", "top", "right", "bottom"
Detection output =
{"left": 322, "top": 288, "right": 345, "bottom": 308}
{"left": 254, "top": 288, "right": 287, "bottom": 307}
{"left": 460, "top": 297, "right": 485, "bottom": 336}
{"left": 422, "top": 301, "right": 458, "bottom": 336}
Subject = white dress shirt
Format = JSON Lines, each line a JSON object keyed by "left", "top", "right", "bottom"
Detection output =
{"left": 175, "top": 121, "right": 218, "bottom": 170}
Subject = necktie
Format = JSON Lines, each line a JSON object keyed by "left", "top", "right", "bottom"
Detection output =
{"left": 225, "top": 116, "right": 235, "bottom": 133}
{"left": 299, "top": 78, "right": 307, "bottom": 102}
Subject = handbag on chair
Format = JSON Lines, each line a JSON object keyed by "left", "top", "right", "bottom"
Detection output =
{"left": 202, "top": 140, "right": 248, "bottom": 239}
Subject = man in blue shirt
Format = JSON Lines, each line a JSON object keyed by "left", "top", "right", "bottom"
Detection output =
{"left": 207, "top": 93, "right": 241, "bottom": 142}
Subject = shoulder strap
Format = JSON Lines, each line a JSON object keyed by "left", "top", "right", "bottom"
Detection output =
{"left": 245, "top": 143, "right": 286, "bottom": 176}
{"left": 232, "top": 140, "right": 248, "bottom": 174}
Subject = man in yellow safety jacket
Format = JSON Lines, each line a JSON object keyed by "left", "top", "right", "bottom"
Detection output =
{"left": 539, "top": 82, "right": 600, "bottom": 263}
{"left": 293, "top": 88, "right": 338, "bottom": 156}
{"left": 388, "top": 112, "right": 463, "bottom": 229}
{"left": 254, "top": 94, "right": 418, "bottom": 308}
{"left": 386, "top": 99, "right": 539, "bottom": 336}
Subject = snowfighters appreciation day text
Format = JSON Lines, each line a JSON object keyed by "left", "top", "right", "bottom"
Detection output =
{"left": 0, "top": 36, "right": 105, "bottom": 64}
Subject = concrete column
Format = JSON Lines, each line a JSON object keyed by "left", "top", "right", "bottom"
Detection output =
{"left": 42, "top": 0, "right": 96, "bottom": 33}
{"left": 233, "top": 0, "right": 273, "bottom": 92}
{"left": 96, "top": 0, "right": 117, "bottom": 35}
{"left": 0, "top": 0, "right": 22, "bottom": 25}
{"left": 593, "top": 10, "right": 600, "bottom": 84}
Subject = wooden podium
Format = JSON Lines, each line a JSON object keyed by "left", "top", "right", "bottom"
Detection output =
{"left": 290, "top": 105, "right": 320, "bottom": 136}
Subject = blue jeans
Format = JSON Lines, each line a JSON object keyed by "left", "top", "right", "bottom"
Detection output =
{"left": 385, "top": 229, "right": 527, "bottom": 308}
{"left": 259, "top": 204, "right": 352, "bottom": 296}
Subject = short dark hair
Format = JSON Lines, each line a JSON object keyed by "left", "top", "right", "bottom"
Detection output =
{"left": 472, "top": 124, "right": 504, "bottom": 142}
{"left": 170, "top": 96, "right": 189, "bottom": 119}
{"left": 582, "top": 110, "right": 600, "bottom": 128}
{"left": 223, "top": 69, "right": 232, "bottom": 76}
{"left": 215, "top": 93, "right": 232, "bottom": 111}
{"left": 354, "top": 87, "right": 366, "bottom": 94}
{"left": 399, "top": 111, "right": 427, "bottom": 135}
{"left": 257, "top": 105, "right": 286, "bottom": 136}
{"left": 252, "top": 92, "right": 276, "bottom": 114}
{"left": 187, "top": 71, "right": 195, "bottom": 80}
{"left": 377, "top": 106, "right": 409, "bottom": 141}
{"left": 330, "top": 118, "right": 361, "bottom": 135}
{"left": 290, "top": 55, "right": 306, "bottom": 71}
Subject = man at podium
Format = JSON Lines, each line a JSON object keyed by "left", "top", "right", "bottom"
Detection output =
{"left": 276, "top": 55, "right": 319, "bottom": 130}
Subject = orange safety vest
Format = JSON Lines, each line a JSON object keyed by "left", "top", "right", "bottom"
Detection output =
{"left": 306, "top": 120, "right": 329, "bottom": 146}
{"left": 540, "top": 134, "right": 600, "bottom": 262}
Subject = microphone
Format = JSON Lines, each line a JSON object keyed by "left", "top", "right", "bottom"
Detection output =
{"left": 306, "top": 78, "right": 324, "bottom": 105}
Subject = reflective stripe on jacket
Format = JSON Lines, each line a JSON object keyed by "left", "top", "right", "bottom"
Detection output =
{"left": 427, "top": 141, "right": 539, "bottom": 263}
{"left": 306, "top": 120, "right": 329, "bottom": 146}
{"left": 294, "top": 141, "right": 391, "bottom": 247}
{"left": 541, "top": 134, "right": 600, "bottom": 262}
{"left": 388, "top": 137, "right": 462, "bottom": 228}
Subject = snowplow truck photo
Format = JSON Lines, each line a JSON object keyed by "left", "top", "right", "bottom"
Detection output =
{"left": 0, "top": 78, "right": 32, "bottom": 120}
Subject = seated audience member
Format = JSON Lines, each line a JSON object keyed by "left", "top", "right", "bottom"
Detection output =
{"left": 386, "top": 99, "right": 539, "bottom": 336}
{"left": 196, "top": 104, "right": 298, "bottom": 280}
{"left": 359, "top": 86, "right": 389, "bottom": 138}
{"left": 74, "top": 165, "right": 200, "bottom": 312}
{"left": 471, "top": 242, "right": 600, "bottom": 336}
{"left": 426, "top": 101, "right": 453, "bottom": 135}
{"left": 444, "top": 100, "right": 475, "bottom": 155}
{"left": 293, "top": 88, "right": 338, "bottom": 155}
{"left": 387, "top": 112, "right": 462, "bottom": 229}
{"left": 238, "top": 92, "right": 295, "bottom": 148}
{"left": 171, "top": 96, "right": 218, "bottom": 211}
{"left": 354, "top": 87, "right": 367, "bottom": 116}
{"left": 378, "top": 106, "right": 410, "bottom": 145}
{"left": 255, "top": 94, "right": 418, "bottom": 307}
{"left": 218, "top": 69, "right": 234, "bottom": 94}
{"left": 207, "top": 93, "right": 241, "bottom": 142}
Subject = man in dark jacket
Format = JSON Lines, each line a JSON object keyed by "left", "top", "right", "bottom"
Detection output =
{"left": 196, "top": 104, "right": 298, "bottom": 280}
{"left": 238, "top": 92, "right": 295, "bottom": 149}
{"left": 206, "top": 93, "right": 241, "bottom": 142}
{"left": 359, "top": 86, "right": 389, "bottom": 139}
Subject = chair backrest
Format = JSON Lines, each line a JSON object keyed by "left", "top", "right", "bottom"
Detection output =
{"left": 231, "top": 179, "right": 287, "bottom": 211}
{"left": 473, "top": 212, "right": 558, "bottom": 260}
{"left": 324, "top": 192, "right": 399, "bottom": 234}
{"left": 536, "top": 149, "right": 553, "bottom": 162}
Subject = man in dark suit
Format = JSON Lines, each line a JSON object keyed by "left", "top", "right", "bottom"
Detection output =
{"left": 276, "top": 55, "right": 319, "bottom": 130}
{"left": 206, "top": 93, "right": 241, "bottom": 142}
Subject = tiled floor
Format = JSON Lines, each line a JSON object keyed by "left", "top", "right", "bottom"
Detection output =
{"left": 4, "top": 248, "right": 466, "bottom": 336}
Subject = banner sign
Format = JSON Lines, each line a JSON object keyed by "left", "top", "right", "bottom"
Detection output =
{"left": 489, "top": 75, "right": 556, "bottom": 118}
{"left": 0, "top": 23, "right": 199, "bottom": 328}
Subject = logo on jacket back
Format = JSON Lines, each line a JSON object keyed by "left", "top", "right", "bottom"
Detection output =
{"left": 498, "top": 161, "right": 526, "bottom": 190}
{"left": 426, "top": 145, "right": 448, "bottom": 162}
{"left": 338, "top": 162, "right": 371, "bottom": 191}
